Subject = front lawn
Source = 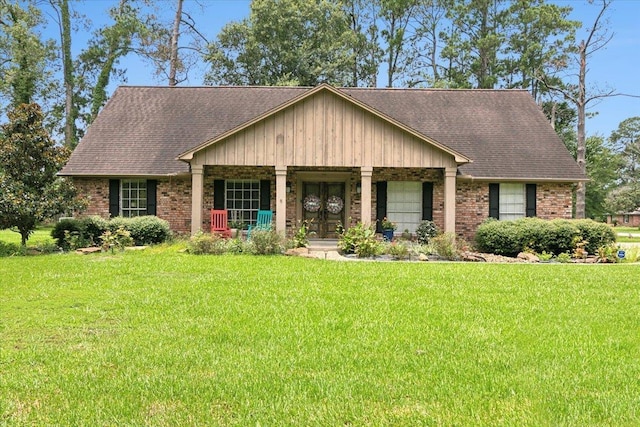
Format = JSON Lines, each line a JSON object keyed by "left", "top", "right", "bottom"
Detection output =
{"left": 1, "top": 250, "right": 639, "bottom": 425}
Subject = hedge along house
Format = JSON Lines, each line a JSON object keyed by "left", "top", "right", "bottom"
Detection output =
{"left": 60, "top": 84, "right": 586, "bottom": 240}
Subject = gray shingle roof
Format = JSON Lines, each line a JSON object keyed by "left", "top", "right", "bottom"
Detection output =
{"left": 61, "top": 85, "right": 584, "bottom": 181}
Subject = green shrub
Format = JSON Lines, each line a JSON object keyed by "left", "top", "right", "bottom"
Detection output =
{"left": 474, "top": 218, "right": 521, "bottom": 256}
{"left": 337, "top": 222, "right": 382, "bottom": 258}
{"left": 415, "top": 220, "right": 438, "bottom": 244}
{"left": 126, "top": 216, "right": 171, "bottom": 245}
{"left": 475, "top": 218, "right": 616, "bottom": 258}
{"left": 107, "top": 216, "right": 171, "bottom": 246}
{"left": 188, "top": 232, "right": 227, "bottom": 255}
{"left": 387, "top": 241, "right": 410, "bottom": 260}
{"left": 100, "top": 227, "right": 134, "bottom": 253}
{"left": 81, "top": 216, "right": 109, "bottom": 245}
{"left": 574, "top": 219, "right": 616, "bottom": 254}
{"left": 431, "top": 232, "right": 460, "bottom": 260}
{"left": 51, "top": 218, "right": 86, "bottom": 250}
{"left": 0, "top": 241, "right": 22, "bottom": 257}
{"left": 248, "top": 229, "right": 283, "bottom": 255}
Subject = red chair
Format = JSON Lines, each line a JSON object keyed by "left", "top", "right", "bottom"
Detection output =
{"left": 210, "top": 209, "right": 232, "bottom": 238}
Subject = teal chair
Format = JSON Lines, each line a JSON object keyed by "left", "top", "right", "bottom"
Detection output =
{"left": 247, "top": 210, "right": 273, "bottom": 239}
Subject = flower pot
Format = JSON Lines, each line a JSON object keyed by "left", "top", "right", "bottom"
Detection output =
{"left": 382, "top": 229, "right": 394, "bottom": 241}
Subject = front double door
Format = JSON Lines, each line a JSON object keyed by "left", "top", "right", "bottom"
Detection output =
{"left": 302, "top": 182, "right": 345, "bottom": 238}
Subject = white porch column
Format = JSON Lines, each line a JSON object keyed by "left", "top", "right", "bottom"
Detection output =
{"left": 361, "top": 166, "right": 373, "bottom": 225}
{"left": 191, "top": 164, "right": 204, "bottom": 235}
{"left": 444, "top": 166, "right": 457, "bottom": 234}
{"left": 275, "top": 166, "right": 287, "bottom": 233}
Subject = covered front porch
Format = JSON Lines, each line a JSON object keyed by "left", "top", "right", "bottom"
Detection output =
{"left": 190, "top": 165, "right": 458, "bottom": 238}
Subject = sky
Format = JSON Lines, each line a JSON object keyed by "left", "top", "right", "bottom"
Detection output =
{"left": 59, "top": 0, "right": 640, "bottom": 139}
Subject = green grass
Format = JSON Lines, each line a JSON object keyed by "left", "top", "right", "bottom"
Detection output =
{"left": 614, "top": 226, "right": 640, "bottom": 244}
{"left": 2, "top": 250, "right": 639, "bottom": 426}
{"left": 0, "top": 226, "right": 55, "bottom": 245}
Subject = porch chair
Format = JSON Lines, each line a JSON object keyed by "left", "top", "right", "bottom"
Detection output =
{"left": 210, "top": 209, "right": 232, "bottom": 238}
{"left": 247, "top": 210, "right": 273, "bottom": 239}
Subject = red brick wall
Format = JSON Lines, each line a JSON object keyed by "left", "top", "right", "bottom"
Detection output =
{"left": 74, "top": 175, "right": 575, "bottom": 239}
{"left": 456, "top": 181, "right": 574, "bottom": 241}
{"left": 73, "top": 177, "right": 193, "bottom": 235}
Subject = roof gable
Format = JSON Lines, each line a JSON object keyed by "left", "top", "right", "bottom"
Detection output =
{"left": 179, "top": 84, "right": 470, "bottom": 165}
{"left": 188, "top": 86, "right": 463, "bottom": 169}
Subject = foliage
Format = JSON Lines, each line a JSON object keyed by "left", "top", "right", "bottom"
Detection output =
{"left": 609, "top": 116, "right": 640, "bottom": 185}
{"left": 415, "top": 220, "right": 438, "bottom": 244}
{"left": 188, "top": 231, "right": 228, "bottom": 255}
{"left": 0, "top": 103, "right": 84, "bottom": 245}
{"left": 386, "top": 241, "right": 410, "bottom": 260}
{"left": 596, "top": 244, "right": 619, "bottom": 263}
{"left": 292, "top": 219, "right": 312, "bottom": 248}
{"left": 337, "top": 221, "right": 382, "bottom": 258}
{"left": 555, "top": 252, "right": 572, "bottom": 263}
{"left": 380, "top": 217, "right": 396, "bottom": 231}
{"left": 124, "top": 216, "right": 172, "bottom": 245}
{"left": 81, "top": 215, "right": 109, "bottom": 245}
{"left": 475, "top": 217, "right": 616, "bottom": 257}
{"left": 430, "top": 232, "right": 460, "bottom": 260}
{"left": 52, "top": 218, "right": 86, "bottom": 250}
{"left": 205, "top": 0, "right": 356, "bottom": 86}
{"left": 247, "top": 229, "right": 283, "bottom": 255}
{"left": 100, "top": 227, "right": 133, "bottom": 253}
{"left": 605, "top": 184, "right": 640, "bottom": 216}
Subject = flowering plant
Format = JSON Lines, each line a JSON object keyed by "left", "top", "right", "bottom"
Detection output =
{"left": 381, "top": 217, "right": 397, "bottom": 231}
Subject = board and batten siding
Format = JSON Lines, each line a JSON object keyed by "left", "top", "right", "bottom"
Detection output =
{"left": 193, "top": 90, "right": 455, "bottom": 169}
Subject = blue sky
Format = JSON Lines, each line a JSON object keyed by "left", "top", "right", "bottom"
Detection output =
{"left": 66, "top": 0, "right": 639, "bottom": 138}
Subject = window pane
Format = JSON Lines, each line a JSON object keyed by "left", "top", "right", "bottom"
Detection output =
{"left": 499, "top": 183, "right": 525, "bottom": 220}
{"left": 225, "top": 180, "right": 260, "bottom": 225}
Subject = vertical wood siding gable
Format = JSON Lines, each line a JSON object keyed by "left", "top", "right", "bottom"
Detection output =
{"left": 199, "top": 91, "right": 455, "bottom": 168}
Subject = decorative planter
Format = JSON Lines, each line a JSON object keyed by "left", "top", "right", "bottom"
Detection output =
{"left": 382, "top": 229, "right": 394, "bottom": 242}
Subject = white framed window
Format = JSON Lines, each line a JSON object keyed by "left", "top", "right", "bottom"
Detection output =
{"left": 387, "top": 181, "right": 422, "bottom": 233}
{"left": 226, "top": 180, "right": 260, "bottom": 225}
{"left": 120, "top": 179, "right": 147, "bottom": 217}
{"left": 499, "top": 183, "right": 525, "bottom": 220}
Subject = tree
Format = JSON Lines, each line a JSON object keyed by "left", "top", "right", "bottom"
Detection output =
{"left": 139, "top": 0, "right": 209, "bottom": 86}
{"left": 583, "top": 135, "right": 622, "bottom": 219}
{"left": 0, "top": 1, "right": 56, "bottom": 110}
{"left": 609, "top": 116, "right": 640, "bottom": 184}
{"left": 76, "top": 0, "right": 147, "bottom": 123}
{"left": 540, "top": 0, "right": 614, "bottom": 219}
{"left": 378, "top": 0, "right": 417, "bottom": 87}
{"left": 441, "top": 0, "right": 505, "bottom": 89}
{"left": 343, "top": 0, "right": 382, "bottom": 87}
{"left": 205, "top": 0, "right": 356, "bottom": 86}
{"left": 0, "top": 103, "right": 84, "bottom": 246}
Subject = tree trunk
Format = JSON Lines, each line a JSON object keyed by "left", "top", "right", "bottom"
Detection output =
{"left": 61, "top": 0, "right": 75, "bottom": 147}
{"left": 575, "top": 40, "right": 587, "bottom": 219}
{"left": 168, "top": 0, "right": 183, "bottom": 86}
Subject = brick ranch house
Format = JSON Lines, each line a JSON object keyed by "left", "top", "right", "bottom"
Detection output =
{"left": 60, "top": 84, "right": 586, "bottom": 240}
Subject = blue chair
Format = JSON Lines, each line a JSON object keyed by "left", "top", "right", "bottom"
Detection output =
{"left": 247, "top": 210, "right": 273, "bottom": 239}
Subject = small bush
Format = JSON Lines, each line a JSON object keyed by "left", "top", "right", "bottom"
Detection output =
{"left": 51, "top": 218, "right": 86, "bottom": 250}
{"left": 574, "top": 219, "right": 616, "bottom": 254}
{"left": 100, "top": 227, "right": 134, "bottom": 253}
{"left": 188, "top": 232, "right": 227, "bottom": 255}
{"left": 387, "top": 241, "right": 410, "bottom": 260}
{"left": 431, "top": 232, "right": 460, "bottom": 260}
{"left": 81, "top": 216, "right": 109, "bottom": 245}
{"left": 248, "top": 229, "right": 283, "bottom": 255}
{"left": 0, "top": 241, "right": 22, "bottom": 257}
{"left": 415, "top": 220, "right": 438, "bottom": 245}
{"left": 126, "top": 216, "right": 172, "bottom": 245}
{"left": 337, "top": 222, "right": 382, "bottom": 258}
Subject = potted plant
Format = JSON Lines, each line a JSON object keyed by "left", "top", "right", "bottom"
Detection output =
{"left": 380, "top": 217, "right": 396, "bottom": 241}
{"left": 228, "top": 220, "right": 244, "bottom": 238}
